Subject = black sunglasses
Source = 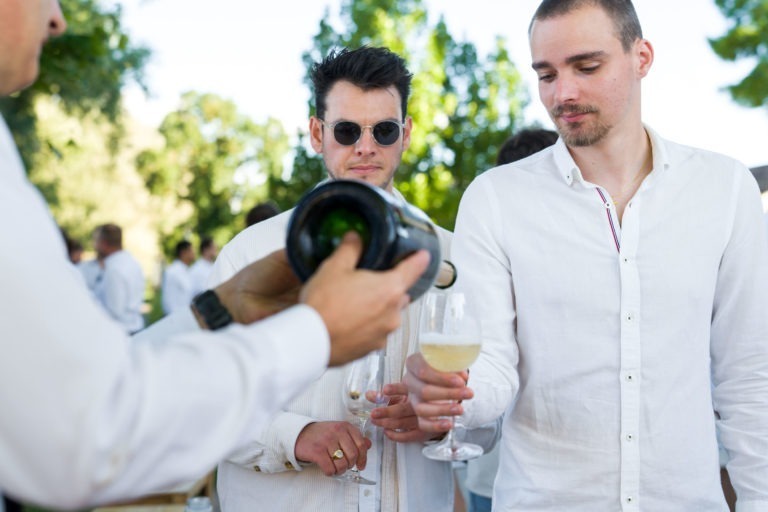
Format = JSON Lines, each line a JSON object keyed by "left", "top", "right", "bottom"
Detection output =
{"left": 321, "top": 120, "right": 404, "bottom": 146}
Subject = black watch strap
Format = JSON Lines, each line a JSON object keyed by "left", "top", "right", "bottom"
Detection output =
{"left": 191, "top": 290, "right": 233, "bottom": 330}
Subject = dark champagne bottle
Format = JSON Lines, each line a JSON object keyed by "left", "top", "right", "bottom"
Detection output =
{"left": 285, "top": 180, "right": 455, "bottom": 300}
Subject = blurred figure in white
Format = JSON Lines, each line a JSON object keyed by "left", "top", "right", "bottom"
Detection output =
{"left": 92, "top": 223, "right": 145, "bottom": 334}
{"left": 190, "top": 237, "right": 218, "bottom": 296}
{"left": 161, "top": 239, "right": 195, "bottom": 315}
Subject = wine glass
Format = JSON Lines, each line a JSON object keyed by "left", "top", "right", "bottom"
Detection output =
{"left": 334, "top": 349, "right": 386, "bottom": 485}
{"left": 418, "top": 291, "right": 483, "bottom": 461}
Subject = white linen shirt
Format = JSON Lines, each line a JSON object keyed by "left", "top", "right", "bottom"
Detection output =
{"left": 78, "top": 258, "right": 103, "bottom": 293}
{"left": 208, "top": 201, "right": 498, "bottom": 512}
{"left": 456, "top": 127, "right": 768, "bottom": 512}
{"left": 0, "top": 115, "right": 331, "bottom": 508}
{"left": 94, "top": 249, "right": 145, "bottom": 333}
{"left": 189, "top": 258, "right": 213, "bottom": 296}
{"left": 161, "top": 259, "right": 193, "bottom": 315}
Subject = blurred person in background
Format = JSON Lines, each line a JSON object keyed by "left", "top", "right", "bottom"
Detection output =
{"left": 161, "top": 239, "right": 194, "bottom": 315}
{"left": 92, "top": 223, "right": 146, "bottom": 334}
{"left": 245, "top": 201, "right": 281, "bottom": 228}
{"left": 190, "top": 236, "right": 218, "bottom": 296}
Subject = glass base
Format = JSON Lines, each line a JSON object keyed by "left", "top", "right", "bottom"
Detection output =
{"left": 333, "top": 469, "right": 375, "bottom": 485}
{"left": 422, "top": 440, "right": 483, "bottom": 461}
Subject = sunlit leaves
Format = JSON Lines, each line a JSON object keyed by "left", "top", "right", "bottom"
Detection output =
{"left": 0, "top": 0, "right": 149, "bottom": 176}
{"left": 710, "top": 0, "right": 768, "bottom": 107}
{"left": 136, "top": 92, "right": 290, "bottom": 256}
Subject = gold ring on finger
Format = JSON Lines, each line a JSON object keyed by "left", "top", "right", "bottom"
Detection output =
{"left": 332, "top": 448, "right": 345, "bottom": 460}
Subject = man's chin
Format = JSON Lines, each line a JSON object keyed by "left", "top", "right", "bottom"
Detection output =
{"left": 333, "top": 173, "right": 393, "bottom": 191}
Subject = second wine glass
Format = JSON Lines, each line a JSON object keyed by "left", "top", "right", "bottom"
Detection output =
{"left": 418, "top": 291, "right": 483, "bottom": 461}
{"left": 334, "top": 349, "right": 386, "bottom": 485}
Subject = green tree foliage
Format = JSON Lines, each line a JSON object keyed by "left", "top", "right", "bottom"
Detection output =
{"left": 32, "top": 98, "right": 167, "bottom": 287}
{"left": 0, "top": 0, "right": 149, "bottom": 192}
{"left": 278, "top": 0, "right": 527, "bottom": 228}
{"left": 709, "top": 0, "right": 768, "bottom": 107}
{"left": 0, "top": 0, "right": 160, "bottom": 289}
{"left": 136, "top": 92, "right": 291, "bottom": 257}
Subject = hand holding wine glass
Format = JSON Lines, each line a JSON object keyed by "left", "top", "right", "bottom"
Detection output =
{"left": 418, "top": 291, "right": 483, "bottom": 461}
{"left": 334, "top": 349, "right": 387, "bottom": 485}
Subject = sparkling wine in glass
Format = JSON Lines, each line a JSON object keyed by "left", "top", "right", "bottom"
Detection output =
{"left": 334, "top": 349, "right": 386, "bottom": 485}
{"left": 419, "top": 291, "right": 483, "bottom": 461}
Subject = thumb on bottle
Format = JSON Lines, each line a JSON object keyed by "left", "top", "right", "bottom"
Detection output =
{"left": 324, "top": 231, "right": 363, "bottom": 271}
{"left": 390, "top": 250, "right": 430, "bottom": 295}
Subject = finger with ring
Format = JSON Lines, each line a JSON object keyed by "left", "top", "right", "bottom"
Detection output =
{"left": 332, "top": 448, "right": 345, "bottom": 460}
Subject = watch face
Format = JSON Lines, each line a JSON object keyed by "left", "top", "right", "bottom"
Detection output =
{"left": 193, "top": 290, "right": 232, "bottom": 330}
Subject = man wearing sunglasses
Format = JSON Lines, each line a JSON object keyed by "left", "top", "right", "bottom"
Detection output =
{"left": 208, "top": 46, "right": 497, "bottom": 512}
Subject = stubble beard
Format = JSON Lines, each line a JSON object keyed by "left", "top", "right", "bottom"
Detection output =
{"left": 551, "top": 104, "right": 611, "bottom": 147}
{"left": 323, "top": 152, "right": 400, "bottom": 193}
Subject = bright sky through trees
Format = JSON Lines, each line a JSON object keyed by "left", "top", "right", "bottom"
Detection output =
{"left": 119, "top": 0, "right": 768, "bottom": 168}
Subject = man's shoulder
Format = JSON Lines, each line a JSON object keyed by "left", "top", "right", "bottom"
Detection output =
{"left": 189, "top": 258, "right": 212, "bottom": 274}
{"left": 652, "top": 129, "right": 748, "bottom": 173}
{"left": 108, "top": 250, "right": 140, "bottom": 270}
{"left": 166, "top": 260, "right": 187, "bottom": 274}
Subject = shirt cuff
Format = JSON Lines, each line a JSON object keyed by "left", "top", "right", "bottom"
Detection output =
{"left": 271, "top": 412, "right": 317, "bottom": 471}
{"left": 131, "top": 308, "right": 200, "bottom": 345}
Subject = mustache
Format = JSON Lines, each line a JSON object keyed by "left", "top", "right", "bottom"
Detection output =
{"left": 551, "top": 104, "right": 598, "bottom": 117}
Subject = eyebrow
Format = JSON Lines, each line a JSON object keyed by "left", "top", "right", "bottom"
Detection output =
{"left": 532, "top": 51, "right": 607, "bottom": 70}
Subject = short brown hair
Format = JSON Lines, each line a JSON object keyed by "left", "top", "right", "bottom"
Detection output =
{"left": 530, "top": 0, "right": 643, "bottom": 52}
{"left": 95, "top": 223, "right": 122, "bottom": 249}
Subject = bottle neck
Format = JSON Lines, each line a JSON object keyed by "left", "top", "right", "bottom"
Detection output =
{"left": 433, "top": 260, "right": 457, "bottom": 289}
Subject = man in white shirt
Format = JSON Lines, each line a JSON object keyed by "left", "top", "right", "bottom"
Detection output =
{"left": 189, "top": 237, "right": 217, "bottom": 296}
{"left": 210, "top": 46, "right": 497, "bottom": 512}
{"left": 78, "top": 256, "right": 104, "bottom": 294}
{"left": 405, "top": 1, "right": 768, "bottom": 511}
{"left": 92, "top": 223, "right": 146, "bottom": 333}
{"left": 161, "top": 239, "right": 195, "bottom": 315}
{"left": 0, "top": 1, "right": 430, "bottom": 508}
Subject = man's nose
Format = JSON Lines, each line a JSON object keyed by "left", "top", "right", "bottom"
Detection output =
{"left": 49, "top": 1, "right": 68, "bottom": 37}
{"left": 355, "top": 126, "right": 377, "bottom": 154}
{"left": 553, "top": 74, "right": 579, "bottom": 104}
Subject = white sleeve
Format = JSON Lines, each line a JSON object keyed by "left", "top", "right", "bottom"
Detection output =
{"left": 451, "top": 177, "right": 519, "bottom": 428}
{"left": 225, "top": 411, "right": 317, "bottom": 472}
{"left": 710, "top": 165, "right": 768, "bottom": 509}
{"left": 0, "top": 174, "right": 331, "bottom": 508}
{"left": 100, "top": 266, "right": 130, "bottom": 325}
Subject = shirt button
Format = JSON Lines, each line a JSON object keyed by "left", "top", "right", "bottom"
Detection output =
{"left": 625, "top": 373, "right": 635, "bottom": 382}
{"left": 626, "top": 496, "right": 634, "bottom": 503}
{"left": 364, "top": 489, "right": 372, "bottom": 497}
{"left": 625, "top": 433, "right": 634, "bottom": 442}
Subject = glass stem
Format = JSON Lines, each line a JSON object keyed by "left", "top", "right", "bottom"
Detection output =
{"left": 446, "top": 409, "right": 458, "bottom": 453}
{"left": 349, "top": 416, "right": 368, "bottom": 475}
